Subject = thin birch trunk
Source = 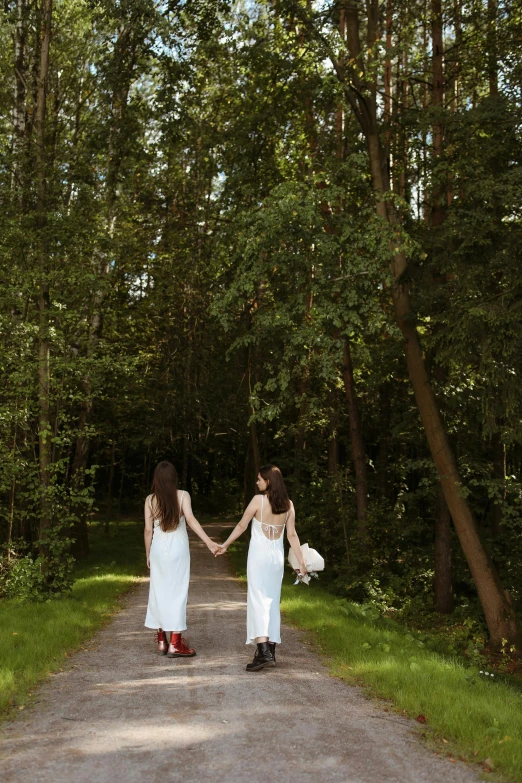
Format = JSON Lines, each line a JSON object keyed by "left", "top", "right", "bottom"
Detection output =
{"left": 431, "top": 0, "right": 444, "bottom": 228}
{"left": 35, "top": 0, "right": 53, "bottom": 555}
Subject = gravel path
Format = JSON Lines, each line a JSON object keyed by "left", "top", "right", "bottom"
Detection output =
{"left": 1, "top": 521, "right": 480, "bottom": 783}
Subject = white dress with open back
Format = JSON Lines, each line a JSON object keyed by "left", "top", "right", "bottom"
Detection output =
{"left": 246, "top": 494, "right": 287, "bottom": 644}
{"left": 144, "top": 491, "right": 190, "bottom": 632}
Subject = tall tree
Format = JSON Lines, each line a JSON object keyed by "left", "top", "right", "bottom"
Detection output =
{"left": 293, "top": 0, "right": 520, "bottom": 647}
{"left": 35, "top": 0, "right": 53, "bottom": 554}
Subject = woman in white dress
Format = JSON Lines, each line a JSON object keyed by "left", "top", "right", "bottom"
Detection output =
{"left": 216, "top": 464, "right": 308, "bottom": 671}
{"left": 144, "top": 461, "right": 219, "bottom": 657}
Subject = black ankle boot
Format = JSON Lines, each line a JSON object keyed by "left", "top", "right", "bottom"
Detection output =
{"left": 246, "top": 642, "right": 275, "bottom": 672}
{"left": 269, "top": 642, "right": 276, "bottom": 663}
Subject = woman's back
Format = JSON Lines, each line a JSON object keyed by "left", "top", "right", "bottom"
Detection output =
{"left": 148, "top": 491, "right": 185, "bottom": 531}
{"left": 253, "top": 494, "right": 288, "bottom": 540}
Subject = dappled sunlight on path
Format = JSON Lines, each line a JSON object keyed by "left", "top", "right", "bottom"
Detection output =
{"left": 0, "top": 520, "right": 480, "bottom": 783}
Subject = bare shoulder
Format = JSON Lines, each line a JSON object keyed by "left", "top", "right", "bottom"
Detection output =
{"left": 178, "top": 489, "right": 190, "bottom": 512}
{"left": 245, "top": 494, "right": 262, "bottom": 516}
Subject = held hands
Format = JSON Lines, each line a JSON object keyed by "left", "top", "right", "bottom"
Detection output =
{"left": 207, "top": 540, "right": 220, "bottom": 556}
{"left": 214, "top": 544, "right": 228, "bottom": 557}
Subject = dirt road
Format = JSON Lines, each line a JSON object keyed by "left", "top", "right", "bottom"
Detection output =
{"left": 0, "top": 521, "right": 480, "bottom": 783}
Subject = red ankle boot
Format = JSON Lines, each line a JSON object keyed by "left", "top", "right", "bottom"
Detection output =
{"left": 167, "top": 633, "right": 196, "bottom": 658}
{"left": 154, "top": 629, "right": 168, "bottom": 655}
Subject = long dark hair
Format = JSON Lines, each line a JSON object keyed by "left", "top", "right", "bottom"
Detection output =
{"left": 150, "top": 461, "right": 181, "bottom": 532}
{"left": 259, "top": 464, "right": 291, "bottom": 515}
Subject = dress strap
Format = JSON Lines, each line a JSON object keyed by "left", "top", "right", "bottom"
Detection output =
{"left": 261, "top": 494, "right": 264, "bottom": 523}
{"left": 180, "top": 490, "right": 185, "bottom": 517}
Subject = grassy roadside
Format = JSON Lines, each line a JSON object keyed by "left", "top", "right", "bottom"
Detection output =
{"left": 0, "top": 520, "right": 145, "bottom": 719}
{"left": 225, "top": 537, "right": 522, "bottom": 783}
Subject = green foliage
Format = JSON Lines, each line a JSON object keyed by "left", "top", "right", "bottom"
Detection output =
{"left": 0, "top": 0, "right": 521, "bottom": 650}
{"left": 0, "top": 520, "right": 144, "bottom": 719}
{"left": 0, "top": 538, "right": 74, "bottom": 601}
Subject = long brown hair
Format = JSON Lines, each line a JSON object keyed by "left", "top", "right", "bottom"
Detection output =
{"left": 150, "top": 461, "right": 181, "bottom": 532}
{"left": 259, "top": 464, "right": 291, "bottom": 515}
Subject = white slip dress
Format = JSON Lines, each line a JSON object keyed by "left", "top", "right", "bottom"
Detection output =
{"left": 144, "top": 492, "right": 190, "bottom": 632}
{"left": 246, "top": 495, "right": 287, "bottom": 644}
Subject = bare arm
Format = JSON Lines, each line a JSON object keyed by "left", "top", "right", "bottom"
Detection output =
{"left": 286, "top": 502, "right": 307, "bottom": 575}
{"left": 218, "top": 495, "right": 261, "bottom": 552}
{"left": 182, "top": 492, "right": 219, "bottom": 554}
{"left": 144, "top": 496, "right": 154, "bottom": 569}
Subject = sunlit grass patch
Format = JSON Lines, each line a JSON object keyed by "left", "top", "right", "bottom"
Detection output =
{"left": 281, "top": 584, "right": 522, "bottom": 782}
{"left": 224, "top": 534, "right": 522, "bottom": 781}
{"left": 0, "top": 520, "right": 144, "bottom": 719}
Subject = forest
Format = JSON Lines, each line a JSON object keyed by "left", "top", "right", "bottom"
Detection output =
{"left": 1, "top": 0, "right": 521, "bottom": 655}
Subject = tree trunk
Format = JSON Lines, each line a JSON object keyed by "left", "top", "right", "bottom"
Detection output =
{"left": 294, "top": 395, "right": 308, "bottom": 479}
{"left": 243, "top": 419, "right": 260, "bottom": 508}
{"left": 70, "top": 400, "right": 91, "bottom": 557}
{"left": 143, "top": 447, "right": 150, "bottom": 493}
{"left": 12, "top": 0, "right": 27, "bottom": 187}
{"left": 487, "top": 0, "right": 498, "bottom": 97}
{"left": 377, "top": 382, "right": 391, "bottom": 500}
{"left": 182, "top": 341, "right": 192, "bottom": 489}
{"left": 384, "top": 0, "right": 393, "bottom": 133}
{"left": 338, "top": 5, "right": 521, "bottom": 649}
{"left": 422, "top": 0, "right": 430, "bottom": 221}
{"left": 35, "top": 0, "right": 53, "bottom": 555}
{"left": 342, "top": 339, "right": 368, "bottom": 543}
{"left": 400, "top": 243, "right": 516, "bottom": 644}
{"left": 491, "top": 432, "right": 506, "bottom": 537}
{"left": 105, "top": 441, "right": 116, "bottom": 535}
{"left": 434, "top": 486, "right": 453, "bottom": 613}
{"left": 70, "top": 23, "right": 138, "bottom": 547}
{"left": 454, "top": 0, "right": 462, "bottom": 107}
{"left": 117, "top": 450, "right": 125, "bottom": 528}
{"left": 336, "top": 468, "right": 350, "bottom": 565}
{"left": 328, "top": 399, "right": 339, "bottom": 476}
{"left": 295, "top": 286, "right": 313, "bottom": 479}
{"left": 393, "top": 272, "right": 518, "bottom": 646}
{"left": 7, "top": 479, "right": 16, "bottom": 561}
{"left": 431, "top": 0, "right": 444, "bottom": 228}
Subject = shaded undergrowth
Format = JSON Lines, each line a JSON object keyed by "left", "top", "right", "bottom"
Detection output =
{"left": 0, "top": 520, "right": 145, "bottom": 719}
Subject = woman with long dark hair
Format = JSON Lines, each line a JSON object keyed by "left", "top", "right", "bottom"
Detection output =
{"left": 216, "top": 464, "right": 307, "bottom": 671}
{"left": 144, "top": 460, "right": 219, "bottom": 657}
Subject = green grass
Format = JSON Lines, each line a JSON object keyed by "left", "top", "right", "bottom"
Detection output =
{"left": 226, "top": 536, "right": 522, "bottom": 782}
{"left": 0, "top": 520, "right": 145, "bottom": 719}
